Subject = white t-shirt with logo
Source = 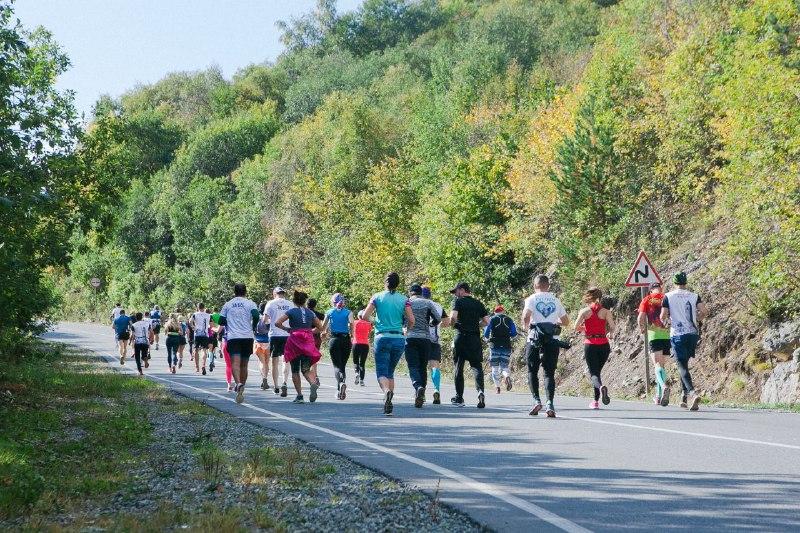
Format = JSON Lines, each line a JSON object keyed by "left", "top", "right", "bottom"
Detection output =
{"left": 265, "top": 297, "right": 294, "bottom": 338}
{"left": 662, "top": 289, "right": 701, "bottom": 337}
{"left": 523, "top": 291, "right": 567, "bottom": 340}
{"left": 111, "top": 306, "right": 122, "bottom": 321}
{"left": 220, "top": 296, "right": 259, "bottom": 340}
{"left": 192, "top": 311, "right": 211, "bottom": 336}
{"left": 132, "top": 319, "right": 152, "bottom": 345}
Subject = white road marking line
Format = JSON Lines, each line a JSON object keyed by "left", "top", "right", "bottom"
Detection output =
{"left": 147, "top": 373, "right": 592, "bottom": 533}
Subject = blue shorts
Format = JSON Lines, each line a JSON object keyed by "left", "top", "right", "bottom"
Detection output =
{"left": 374, "top": 336, "right": 405, "bottom": 380}
{"left": 671, "top": 334, "right": 699, "bottom": 362}
{"left": 489, "top": 347, "right": 512, "bottom": 366}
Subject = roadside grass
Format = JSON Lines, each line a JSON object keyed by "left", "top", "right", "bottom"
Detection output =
{"left": 0, "top": 342, "right": 156, "bottom": 520}
{"left": 714, "top": 402, "right": 800, "bottom": 413}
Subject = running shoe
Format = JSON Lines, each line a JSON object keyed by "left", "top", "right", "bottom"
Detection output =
{"left": 171, "top": 366, "right": 176, "bottom": 374}
{"left": 315, "top": 377, "right": 320, "bottom": 386}
{"left": 339, "top": 383, "right": 347, "bottom": 401}
{"left": 600, "top": 385, "right": 610, "bottom": 405}
{"left": 280, "top": 383, "right": 288, "bottom": 398}
{"left": 495, "top": 386, "right": 501, "bottom": 394}
{"left": 477, "top": 392, "right": 486, "bottom": 409}
{"left": 292, "top": 395, "right": 305, "bottom": 404}
{"left": 360, "top": 380, "right": 366, "bottom": 387}
{"left": 590, "top": 400, "right": 600, "bottom": 410}
{"left": 653, "top": 396, "right": 661, "bottom": 405}
{"left": 528, "top": 403, "right": 542, "bottom": 416}
{"left": 209, "top": 361, "right": 215, "bottom": 372}
{"left": 688, "top": 393, "right": 701, "bottom": 411}
{"left": 450, "top": 396, "right": 465, "bottom": 407}
{"left": 119, "top": 355, "right": 124, "bottom": 365}
{"left": 384, "top": 390, "right": 394, "bottom": 415}
{"left": 273, "top": 387, "right": 280, "bottom": 395}
{"left": 260, "top": 378, "right": 269, "bottom": 390}
{"left": 660, "top": 385, "right": 671, "bottom": 407}
{"left": 227, "top": 383, "right": 235, "bottom": 392}
{"left": 546, "top": 404, "right": 556, "bottom": 418}
{"left": 680, "top": 395, "right": 688, "bottom": 409}
{"left": 354, "top": 375, "right": 360, "bottom": 385}
{"left": 310, "top": 383, "right": 319, "bottom": 403}
{"left": 178, "top": 359, "right": 182, "bottom": 369}
{"left": 432, "top": 391, "right": 441, "bottom": 404}
{"left": 414, "top": 387, "right": 425, "bottom": 408}
{"left": 144, "top": 359, "right": 149, "bottom": 369}
{"left": 155, "top": 344, "right": 159, "bottom": 351}
{"left": 201, "top": 367, "right": 206, "bottom": 375}
{"left": 235, "top": 384, "right": 244, "bottom": 404}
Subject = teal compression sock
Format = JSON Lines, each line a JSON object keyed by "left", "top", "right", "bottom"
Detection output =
{"left": 654, "top": 367, "right": 667, "bottom": 396}
{"left": 431, "top": 367, "right": 441, "bottom": 391}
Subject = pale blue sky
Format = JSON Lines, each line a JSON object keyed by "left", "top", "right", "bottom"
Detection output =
{"left": 13, "top": 0, "right": 363, "bottom": 120}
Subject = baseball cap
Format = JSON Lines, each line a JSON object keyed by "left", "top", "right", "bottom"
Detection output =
{"left": 649, "top": 281, "right": 662, "bottom": 290}
{"left": 331, "top": 293, "right": 345, "bottom": 306}
{"left": 673, "top": 272, "right": 687, "bottom": 285}
{"left": 421, "top": 287, "right": 432, "bottom": 298}
{"left": 494, "top": 305, "right": 505, "bottom": 313}
{"left": 409, "top": 283, "right": 423, "bottom": 295}
{"left": 449, "top": 282, "right": 471, "bottom": 294}
{"left": 273, "top": 286, "right": 286, "bottom": 294}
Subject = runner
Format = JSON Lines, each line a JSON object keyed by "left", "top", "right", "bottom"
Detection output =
{"left": 190, "top": 303, "right": 211, "bottom": 375}
{"left": 483, "top": 305, "right": 518, "bottom": 394}
{"left": 265, "top": 287, "right": 293, "bottom": 397}
{"left": 273, "top": 290, "right": 321, "bottom": 404}
{"left": 186, "top": 311, "right": 195, "bottom": 362}
{"left": 207, "top": 310, "right": 219, "bottom": 372}
{"left": 448, "top": 282, "right": 489, "bottom": 409}
{"left": 421, "top": 287, "right": 448, "bottom": 405}
{"left": 150, "top": 305, "right": 162, "bottom": 350}
{"left": 351, "top": 309, "right": 372, "bottom": 386}
{"left": 638, "top": 282, "right": 672, "bottom": 405}
{"left": 362, "top": 272, "right": 415, "bottom": 415}
{"left": 254, "top": 303, "right": 271, "bottom": 391}
{"left": 307, "top": 298, "right": 325, "bottom": 382}
{"left": 220, "top": 328, "right": 235, "bottom": 392}
{"left": 405, "top": 284, "right": 442, "bottom": 408}
{"left": 143, "top": 311, "right": 153, "bottom": 365}
{"left": 574, "top": 288, "right": 615, "bottom": 409}
{"left": 110, "top": 303, "right": 123, "bottom": 323}
{"left": 321, "top": 293, "right": 354, "bottom": 400}
{"left": 523, "top": 274, "right": 570, "bottom": 418}
{"left": 131, "top": 311, "right": 153, "bottom": 376}
{"left": 219, "top": 283, "right": 260, "bottom": 404}
{"left": 177, "top": 310, "right": 187, "bottom": 368}
{"left": 660, "top": 272, "right": 707, "bottom": 411}
{"left": 112, "top": 309, "right": 132, "bottom": 365}
{"left": 163, "top": 313, "right": 181, "bottom": 374}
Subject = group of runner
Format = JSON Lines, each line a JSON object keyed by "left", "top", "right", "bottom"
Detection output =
{"left": 109, "top": 270, "right": 707, "bottom": 415}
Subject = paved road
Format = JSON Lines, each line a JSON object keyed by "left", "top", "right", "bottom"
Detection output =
{"left": 46, "top": 322, "right": 800, "bottom": 532}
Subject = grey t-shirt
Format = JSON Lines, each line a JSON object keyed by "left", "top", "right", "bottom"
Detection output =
{"left": 407, "top": 296, "right": 442, "bottom": 340}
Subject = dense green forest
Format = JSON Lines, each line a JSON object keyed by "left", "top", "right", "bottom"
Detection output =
{"left": 2, "top": 0, "right": 799, "bottom": 349}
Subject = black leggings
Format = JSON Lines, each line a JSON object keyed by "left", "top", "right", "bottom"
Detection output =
{"left": 584, "top": 343, "right": 610, "bottom": 401}
{"left": 328, "top": 335, "right": 352, "bottom": 387}
{"left": 526, "top": 342, "right": 559, "bottom": 405}
{"left": 166, "top": 335, "right": 180, "bottom": 367}
{"left": 453, "top": 333, "right": 484, "bottom": 397}
{"left": 352, "top": 344, "right": 369, "bottom": 381}
{"left": 134, "top": 343, "right": 149, "bottom": 372}
{"left": 675, "top": 357, "right": 695, "bottom": 397}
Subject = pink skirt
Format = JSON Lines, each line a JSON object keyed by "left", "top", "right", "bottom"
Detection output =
{"left": 284, "top": 329, "right": 321, "bottom": 364}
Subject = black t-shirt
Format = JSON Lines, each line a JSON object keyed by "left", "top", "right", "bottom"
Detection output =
{"left": 452, "top": 295, "right": 488, "bottom": 334}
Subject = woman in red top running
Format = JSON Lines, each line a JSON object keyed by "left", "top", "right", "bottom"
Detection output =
{"left": 575, "top": 288, "right": 615, "bottom": 409}
{"left": 351, "top": 310, "right": 373, "bottom": 386}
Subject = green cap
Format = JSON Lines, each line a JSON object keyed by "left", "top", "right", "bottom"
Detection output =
{"left": 673, "top": 272, "right": 687, "bottom": 285}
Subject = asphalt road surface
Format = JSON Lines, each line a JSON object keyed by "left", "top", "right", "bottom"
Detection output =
{"left": 46, "top": 322, "right": 800, "bottom": 532}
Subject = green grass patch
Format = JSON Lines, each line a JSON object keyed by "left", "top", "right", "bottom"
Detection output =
{"left": 715, "top": 402, "right": 800, "bottom": 413}
{"left": 0, "top": 343, "right": 157, "bottom": 519}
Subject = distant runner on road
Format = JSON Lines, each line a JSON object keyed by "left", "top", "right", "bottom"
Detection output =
{"left": 575, "top": 288, "right": 614, "bottom": 409}
{"left": 254, "top": 303, "right": 272, "bottom": 391}
{"left": 113, "top": 309, "right": 131, "bottom": 365}
{"left": 131, "top": 311, "right": 153, "bottom": 376}
{"left": 483, "top": 305, "right": 518, "bottom": 394}
{"left": 660, "top": 272, "right": 707, "bottom": 412}
{"left": 351, "top": 309, "right": 372, "bottom": 386}
{"left": 265, "top": 287, "right": 293, "bottom": 397}
{"left": 219, "top": 283, "right": 260, "bottom": 404}
{"left": 523, "top": 275, "right": 570, "bottom": 418}
{"left": 163, "top": 313, "right": 181, "bottom": 374}
{"left": 405, "top": 283, "right": 442, "bottom": 408}
{"left": 362, "top": 272, "right": 415, "bottom": 415}
{"left": 321, "top": 293, "right": 354, "bottom": 401}
{"left": 190, "top": 304, "right": 211, "bottom": 375}
{"left": 150, "top": 305, "right": 162, "bottom": 351}
{"left": 274, "top": 290, "right": 321, "bottom": 404}
{"left": 638, "top": 281, "right": 672, "bottom": 406}
{"left": 449, "top": 282, "right": 489, "bottom": 409}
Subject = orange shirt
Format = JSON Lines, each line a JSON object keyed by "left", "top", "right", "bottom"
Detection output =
{"left": 353, "top": 319, "right": 372, "bottom": 345}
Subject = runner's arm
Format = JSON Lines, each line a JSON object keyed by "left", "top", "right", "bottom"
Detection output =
{"left": 404, "top": 305, "right": 415, "bottom": 329}
{"left": 574, "top": 308, "right": 589, "bottom": 332}
{"left": 522, "top": 308, "right": 531, "bottom": 331}
{"left": 274, "top": 313, "right": 291, "bottom": 332}
{"left": 362, "top": 301, "right": 375, "bottom": 322}
{"left": 251, "top": 308, "right": 259, "bottom": 332}
{"left": 605, "top": 309, "right": 615, "bottom": 338}
{"left": 480, "top": 314, "right": 490, "bottom": 328}
{"left": 637, "top": 311, "right": 648, "bottom": 333}
{"left": 449, "top": 310, "right": 458, "bottom": 328}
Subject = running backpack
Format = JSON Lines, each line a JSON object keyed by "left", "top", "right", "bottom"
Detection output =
{"left": 489, "top": 315, "right": 512, "bottom": 348}
{"left": 255, "top": 317, "right": 270, "bottom": 337}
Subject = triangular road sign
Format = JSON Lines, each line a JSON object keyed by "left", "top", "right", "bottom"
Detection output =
{"left": 625, "top": 250, "right": 662, "bottom": 287}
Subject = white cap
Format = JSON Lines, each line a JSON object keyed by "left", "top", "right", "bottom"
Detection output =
{"left": 273, "top": 286, "right": 286, "bottom": 295}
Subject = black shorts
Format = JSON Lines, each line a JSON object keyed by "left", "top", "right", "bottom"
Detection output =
{"left": 117, "top": 331, "right": 130, "bottom": 341}
{"left": 290, "top": 355, "right": 313, "bottom": 374}
{"left": 649, "top": 339, "right": 671, "bottom": 355}
{"left": 179, "top": 335, "right": 187, "bottom": 346}
{"left": 194, "top": 335, "right": 209, "bottom": 348}
{"left": 270, "top": 336, "right": 288, "bottom": 358}
{"left": 153, "top": 324, "right": 161, "bottom": 334}
{"left": 227, "top": 338, "right": 254, "bottom": 359}
{"left": 429, "top": 342, "right": 442, "bottom": 362}
{"left": 210, "top": 336, "right": 218, "bottom": 349}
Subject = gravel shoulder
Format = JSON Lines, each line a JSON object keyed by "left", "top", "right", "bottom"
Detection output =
{"left": 1, "top": 344, "right": 485, "bottom": 532}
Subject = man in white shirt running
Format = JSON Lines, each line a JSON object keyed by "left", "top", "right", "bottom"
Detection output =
{"left": 264, "top": 287, "right": 294, "bottom": 397}
{"left": 219, "top": 283, "right": 260, "bottom": 404}
{"left": 131, "top": 312, "right": 153, "bottom": 376}
{"left": 522, "top": 274, "right": 570, "bottom": 418}
{"left": 660, "top": 271, "right": 708, "bottom": 411}
{"left": 190, "top": 303, "right": 211, "bottom": 375}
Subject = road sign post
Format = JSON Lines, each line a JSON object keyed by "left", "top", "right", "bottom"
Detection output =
{"left": 625, "top": 251, "right": 662, "bottom": 398}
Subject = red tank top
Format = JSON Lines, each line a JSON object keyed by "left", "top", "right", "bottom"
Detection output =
{"left": 353, "top": 319, "right": 372, "bottom": 345}
{"left": 584, "top": 303, "right": 608, "bottom": 345}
